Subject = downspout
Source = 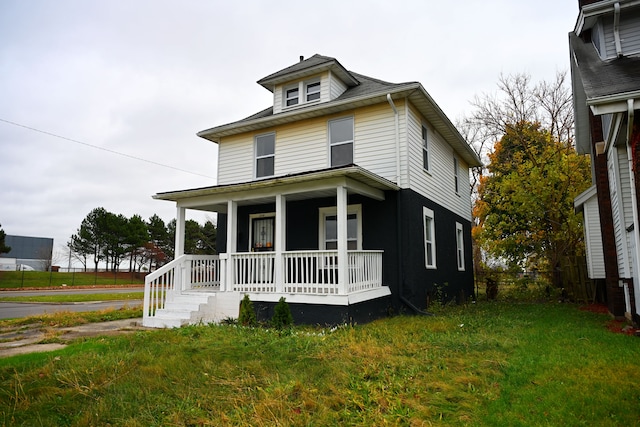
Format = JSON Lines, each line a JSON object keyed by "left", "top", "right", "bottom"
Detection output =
{"left": 614, "top": 2, "right": 623, "bottom": 57}
{"left": 387, "top": 94, "right": 401, "bottom": 186}
{"left": 388, "top": 94, "right": 434, "bottom": 316}
{"left": 625, "top": 98, "right": 640, "bottom": 316}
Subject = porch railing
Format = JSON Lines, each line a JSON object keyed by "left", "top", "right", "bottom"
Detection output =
{"left": 144, "top": 251, "right": 383, "bottom": 319}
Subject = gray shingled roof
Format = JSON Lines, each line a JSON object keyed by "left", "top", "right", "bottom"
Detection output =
{"left": 257, "top": 54, "right": 359, "bottom": 91}
{"left": 570, "top": 32, "right": 640, "bottom": 101}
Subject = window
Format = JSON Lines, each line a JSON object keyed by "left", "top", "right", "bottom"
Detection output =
{"left": 422, "top": 125, "right": 429, "bottom": 171}
{"left": 456, "top": 222, "right": 465, "bottom": 271}
{"left": 329, "top": 117, "right": 354, "bottom": 167}
{"left": 255, "top": 133, "right": 275, "bottom": 178}
{"left": 306, "top": 81, "right": 320, "bottom": 102}
{"left": 453, "top": 157, "right": 459, "bottom": 193}
{"left": 423, "top": 207, "right": 436, "bottom": 269}
{"left": 285, "top": 87, "right": 299, "bottom": 107}
{"left": 319, "top": 205, "right": 362, "bottom": 250}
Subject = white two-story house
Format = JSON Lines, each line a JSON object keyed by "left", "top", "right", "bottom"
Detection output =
{"left": 571, "top": 0, "right": 640, "bottom": 321}
{"left": 143, "top": 55, "right": 481, "bottom": 327}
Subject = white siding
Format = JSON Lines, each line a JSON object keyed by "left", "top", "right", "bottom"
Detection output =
{"left": 329, "top": 70, "right": 348, "bottom": 100}
{"left": 277, "top": 120, "right": 328, "bottom": 175}
{"left": 608, "top": 145, "right": 634, "bottom": 278}
{"left": 217, "top": 133, "right": 256, "bottom": 184}
{"left": 354, "top": 103, "right": 402, "bottom": 182}
{"left": 406, "top": 105, "right": 472, "bottom": 220}
{"left": 583, "top": 193, "right": 606, "bottom": 279}
{"left": 600, "top": 8, "right": 640, "bottom": 59}
{"left": 273, "top": 72, "right": 330, "bottom": 114}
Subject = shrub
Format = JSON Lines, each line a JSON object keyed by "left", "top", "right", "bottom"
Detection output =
{"left": 238, "top": 294, "right": 257, "bottom": 327}
{"left": 271, "top": 297, "right": 293, "bottom": 329}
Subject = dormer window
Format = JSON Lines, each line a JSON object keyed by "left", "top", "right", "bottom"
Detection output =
{"left": 283, "top": 79, "right": 321, "bottom": 109}
{"left": 285, "top": 87, "right": 299, "bottom": 107}
{"left": 306, "top": 81, "right": 320, "bottom": 102}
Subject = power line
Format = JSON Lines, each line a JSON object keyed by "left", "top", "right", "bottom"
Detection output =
{"left": 0, "top": 117, "right": 216, "bottom": 179}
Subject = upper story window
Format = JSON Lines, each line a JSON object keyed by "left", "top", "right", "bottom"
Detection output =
{"left": 285, "top": 87, "right": 299, "bottom": 107}
{"left": 422, "top": 125, "right": 429, "bottom": 171}
{"left": 306, "top": 81, "right": 321, "bottom": 102}
{"left": 255, "top": 133, "right": 275, "bottom": 178}
{"left": 283, "top": 79, "right": 321, "bottom": 109}
{"left": 423, "top": 207, "right": 436, "bottom": 269}
{"left": 329, "top": 117, "right": 354, "bottom": 167}
{"left": 453, "top": 156, "right": 460, "bottom": 194}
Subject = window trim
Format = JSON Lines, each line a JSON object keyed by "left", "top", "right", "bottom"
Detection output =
{"left": 318, "top": 204, "right": 362, "bottom": 251}
{"left": 284, "top": 85, "right": 299, "bottom": 107}
{"left": 423, "top": 207, "right": 436, "bottom": 269}
{"left": 328, "top": 116, "right": 354, "bottom": 167}
{"left": 255, "top": 132, "right": 275, "bottom": 179}
{"left": 305, "top": 80, "right": 321, "bottom": 102}
{"left": 249, "top": 212, "right": 276, "bottom": 251}
{"left": 456, "top": 222, "right": 465, "bottom": 271}
{"left": 453, "top": 156, "right": 460, "bottom": 194}
{"left": 422, "top": 124, "right": 429, "bottom": 172}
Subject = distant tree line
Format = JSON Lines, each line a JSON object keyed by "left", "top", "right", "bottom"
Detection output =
{"left": 68, "top": 207, "right": 216, "bottom": 272}
{"left": 0, "top": 223, "right": 10, "bottom": 255}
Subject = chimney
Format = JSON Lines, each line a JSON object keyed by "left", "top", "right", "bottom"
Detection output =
{"left": 299, "top": 55, "right": 304, "bottom": 62}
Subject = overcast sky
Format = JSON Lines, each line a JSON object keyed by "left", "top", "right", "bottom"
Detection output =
{"left": 0, "top": 0, "right": 580, "bottom": 263}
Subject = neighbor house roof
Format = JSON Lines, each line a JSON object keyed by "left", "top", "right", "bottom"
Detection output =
{"left": 569, "top": 32, "right": 640, "bottom": 103}
{"left": 198, "top": 55, "right": 481, "bottom": 167}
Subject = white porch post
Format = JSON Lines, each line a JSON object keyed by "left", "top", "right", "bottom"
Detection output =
{"left": 275, "top": 194, "right": 286, "bottom": 292}
{"left": 337, "top": 185, "right": 348, "bottom": 294}
{"left": 175, "top": 206, "right": 186, "bottom": 257}
{"left": 225, "top": 200, "right": 237, "bottom": 292}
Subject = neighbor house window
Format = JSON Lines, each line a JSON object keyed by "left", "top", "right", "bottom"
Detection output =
{"left": 456, "top": 222, "right": 465, "bottom": 271}
{"left": 306, "top": 81, "right": 321, "bottom": 102}
{"left": 453, "top": 156, "right": 460, "bottom": 194}
{"left": 255, "top": 133, "right": 275, "bottom": 178}
{"left": 319, "top": 205, "right": 362, "bottom": 250}
{"left": 422, "top": 125, "right": 429, "bottom": 171}
{"left": 423, "top": 207, "right": 436, "bottom": 269}
{"left": 329, "top": 117, "right": 354, "bottom": 167}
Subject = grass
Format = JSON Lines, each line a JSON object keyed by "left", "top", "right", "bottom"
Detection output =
{"left": 0, "top": 271, "right": 144, "bottom": 289}
{"left": 0, "top": 306, "right": 142, "bottom": 330}
{"left": 0, "top": 301, "right": 638, "bottom": 426}
{"left": 0, "top": 293, "right": 144, "bottom": 303}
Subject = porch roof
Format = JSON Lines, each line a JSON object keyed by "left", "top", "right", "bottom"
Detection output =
{"left": 153, "top": 165, "right": 400, "bottom": 212}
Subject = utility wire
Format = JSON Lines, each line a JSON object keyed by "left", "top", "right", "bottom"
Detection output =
{"left": 0, "top": 117, "right": 215, "bottom": 179}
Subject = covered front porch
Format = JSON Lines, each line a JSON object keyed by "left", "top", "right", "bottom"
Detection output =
{"left": 143, "top": 166, "right": 398, "bottom": 327}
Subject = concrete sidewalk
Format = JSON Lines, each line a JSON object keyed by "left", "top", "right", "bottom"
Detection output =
{"left": 0, "top": 318, "right": 150, "bottom": 358}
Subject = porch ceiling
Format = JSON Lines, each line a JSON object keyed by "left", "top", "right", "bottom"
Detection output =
{"left": 153, "top": 165, "right": 400, "bottom": 213}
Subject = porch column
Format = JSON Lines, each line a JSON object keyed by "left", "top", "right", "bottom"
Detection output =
{"left": 225, "top": 200, "right": 237, "bottom": 292}
{"left": 337, "top": 185, "right": 348, "bottom": 294}
{"left": 174, "top": 206, "right": 186, "bottom": 257}
{"left": 275, "top": 194, "right": 286, "bottom": 292}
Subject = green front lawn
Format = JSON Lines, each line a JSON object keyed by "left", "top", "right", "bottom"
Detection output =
{"left": 0, "top": 302, "right": 638, "bottom": 426}
{"left": 0, "top": 271, "right": 144, "bottom": 289}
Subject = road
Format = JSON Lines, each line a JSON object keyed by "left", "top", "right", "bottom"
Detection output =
{"left": 0, "top": 287, "right": 144, "bottom": 320}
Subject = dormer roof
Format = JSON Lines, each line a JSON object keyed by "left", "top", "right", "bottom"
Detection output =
{"left": 257, "top": 54, "right": 360, "bottom": 92}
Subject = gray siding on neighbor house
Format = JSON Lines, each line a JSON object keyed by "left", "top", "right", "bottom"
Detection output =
{"left": 600, "top": 8, "right": 640, "bottom": 59}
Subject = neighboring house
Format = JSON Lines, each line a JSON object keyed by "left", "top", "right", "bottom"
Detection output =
{"left": 571, "top": 0, "right": 640, "bottom": 321}
{"left": 143, "top": 55, "right": 481, "bottom": 328}
{"left": 0, "top": 235, "right": 53, "bottom": 271}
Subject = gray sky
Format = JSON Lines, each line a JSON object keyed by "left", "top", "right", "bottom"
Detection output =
{"left": 0, "top": 0, "right": 579, "bottom": 262}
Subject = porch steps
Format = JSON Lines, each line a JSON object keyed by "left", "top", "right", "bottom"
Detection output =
{"left": 146, "top": 292, "right": 241, "bottom": 328}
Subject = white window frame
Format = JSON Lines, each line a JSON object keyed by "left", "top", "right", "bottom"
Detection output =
{"left": 285, "top": 85, "right": 299, "bottom": 107}
{"left": 255, "top": 132, "right": 275, "bottom": 178}
{"left": 328, "top": 116, "right": 354, "bottom": 167}
{"left": 422, "top": 124, "right": 429, "bottom": 172}
{"left": 453, "top": 156, "right": 460, "bottom": 194}
{"left": 318, "top": 204, "right": 362, "bottom": 251}
{"left": 423, "top": 207, "right": 436, "bottom": 269}
{"left": 456, "top": 222, "right": 465, "bottom": 271}
{"left": 305, "top": 80, "right": 321, "bottom": 102}
{"left": 249, "top": 212, "right": 276, "bottom": 250}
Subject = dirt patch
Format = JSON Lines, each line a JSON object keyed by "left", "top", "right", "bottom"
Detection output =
{"left": 579, "top": 303, "right": 610, "bottom": 314}
{"left": 0, "top": 318, "right": 149, "bottom": 358}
